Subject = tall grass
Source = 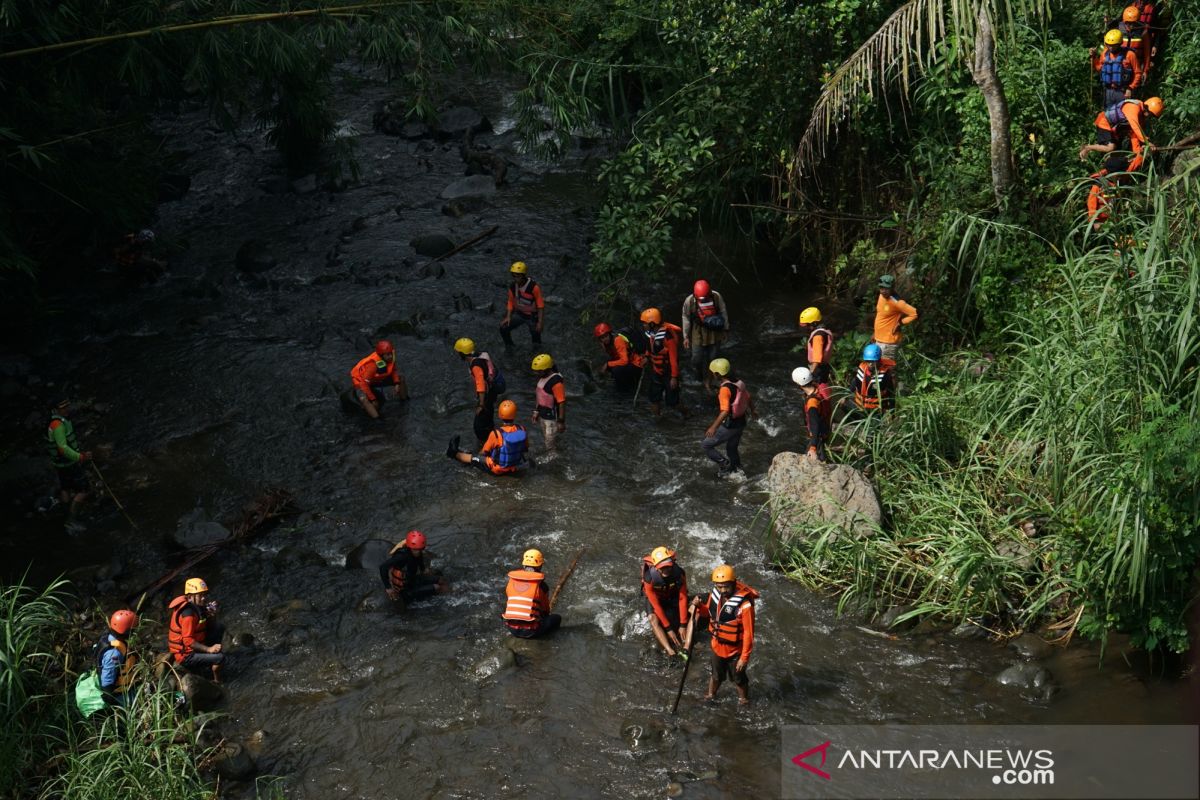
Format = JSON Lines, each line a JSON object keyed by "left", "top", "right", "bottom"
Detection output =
{"left": 778, "top": 183, "right": 1200, "bottom": 650}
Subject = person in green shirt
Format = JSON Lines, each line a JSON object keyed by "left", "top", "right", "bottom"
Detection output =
{"left": 46, "top": 397, "right": 91, "bottom": 531}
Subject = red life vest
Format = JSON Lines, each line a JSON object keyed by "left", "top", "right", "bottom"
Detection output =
{"left": 509, "top": 279, "right": 539, "bottom": 316}
{"left": 502, "top": 569, "right": 545, "bottom": 627}
{"left": 167, "top": 596, "right": 207, "bottom": 663}
{"left": 694, "top": 294, "right": 718, "bottom": 319}
{"left": 854, "top": 362, "right": 893, "bottom": 410}
{"left": 645, "top": 323, "right": 681, "bottom": 375}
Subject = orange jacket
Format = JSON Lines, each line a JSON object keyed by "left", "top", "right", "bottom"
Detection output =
{"left": 645, "top": 323, "right": 682, "bottom": 378}
{"left": 167, "top": 596, "right": 208, "bottom": 663}
{"left": 641, "top": 558, "right": 689, "bottom": 628}
{"left": 696, "top": 582, "right": 757, "bottom": 660}
{"left": 873, "top": 293, "right": 918, "bottom": 345}
{"left": 1094, "top": 101, "right": 1151, "bottom": 152}
{"left": 603, "top": 332, "right": 642, "bottom": 369}
{"left": 1092, "top": 45, "right": 1143, "bottom": 89}
{"left": 350, "top": 352, "right": 398, "bottom": 400}
{"left": 503, "top": 569, "right": 548, "bottom": 626}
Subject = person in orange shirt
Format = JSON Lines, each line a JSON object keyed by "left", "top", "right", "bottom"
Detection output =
{"left": 1091, "top": 28, "right": 1142, "bottom": 107}
{"left": 453, "top": 337, "right": 507, "bottom": 445}
{"left": 530, "top": 353, "right": 566, "bottom": 452}
{"left": 448, "top": 399, "right": 528, "bottom": 475}
{"left": 1080, "top": 97, "right": 1163, "bottom": 172}
{"left": 593, "top": 322, "right": 643, "bottom": 391}
{"left": 641, "top": 546, "right": 692, "bottom": 658}
{"left": 688, "top": 564, "right": 758, "bottom": 706}
{"left": 798, "top": 306, "right": 834, "bottom": 384}
{"left": 640, "top": 307, "right": 689, "bottom": 418}
{"left": 702, "top": 358, "right": 756, "bottom": 477}
{"left": 500, "top": 261, "right": 545, "bottom": 345}
{"left": 349, "top": 340, "right": 408, "bottom": 419}
{"left": 872, "top": 275, "right": 918, "bottom": 362}
{"left": 502, "top": 549, "right": 561, "bottom": 638}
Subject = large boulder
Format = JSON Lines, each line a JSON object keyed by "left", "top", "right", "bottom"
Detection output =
{"left": 180, "top": 673, "right": 225, "bottom": 712}
{"left": 766, "top": 452, "right": 881, "bottom": 547}
{"left": 409, "top": 233, "right": 455, "bottom": 258}
{"left": 171, "top": 507, "right": 230, "bottom": 550}
{"left": 440, "top": 175, "right": 497, "bottom": 200}
{"left": 344, "top": 539, "right": 395, "bottom": 571}
{"left": 435, "top": 106, "right": 491, "bottom": 138}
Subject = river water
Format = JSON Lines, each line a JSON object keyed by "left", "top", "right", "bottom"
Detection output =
{"left": 2, "top": 71, "right": 1192, "bottom": 798}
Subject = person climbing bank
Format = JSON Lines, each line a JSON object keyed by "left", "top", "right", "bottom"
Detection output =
{"left": 167, "top": 577, "right": 226, "bottom": 683}
{"left": 46, "top": 397, "right": 92, "bottom": 533}
{"left": 502, "top": 549, "right": 561, "bottom": 638}
{"left": 793, "top": 367, "right": 830, "bottom": 462}
{"left": 1091, "top": 28, "right": 1142, "bottom": 107}
{"left": 640, "top": 307, "right": 689, "bottom": 419}
{"left": 378, "top": 530, "right": 448, "bottom": 604}
{"left": 594, "top": 322, "right": 642, "bottom": 392}
{"left": 453, "top": 337, "right": 506, "bottom": 445}
{"left": 97, "top": 609, "right": 140, "bottom": 706}
{"left": 500, "top": 261, "right": 545, "bottom": 345}
{"left": 689, "top": 564, "right": 758, "bottom": 706}
{"left": 641, "top": 547, "right": 692, "bottom": 658}
{"left": 531, "top": 353, "right": 566, "bottom": 452}
{"left": 851, "top": 343, "right": 897, "bottom": 414}
{"left": 873, "top": 275, "right": 918, "bottom": 362}
{"left": 448, "top": 399, "right": 528, "bottom": 475}
{"left": 702, "top": 358, "right": 756, "bottom": 478}
{"left": 680, "top": 279, "right": 730, "bottom": 392}
{"left": 350, "top": 339, "right": 408, "bottom": 419}
{"left": 1080, "top": 96, "right": 1163, "bottom": 172}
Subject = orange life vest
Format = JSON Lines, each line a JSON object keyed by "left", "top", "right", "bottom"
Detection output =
{"left": 706, "top": 584, "right": 756, "bottom": 652}
{"left": 645, "top": 323, "right": 682, "bottom": 375}
{"left": 167, "top": 596, "right": 207, "bottom": 663}
{"left": 502, "top": 569, "right": 545, "bottom": 627}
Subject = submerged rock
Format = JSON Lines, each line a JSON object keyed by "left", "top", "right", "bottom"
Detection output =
{"left": 436, "top": 106, "right": 491, "bottom": 138}
{"left": 180, "top": 673, "right": 225, "bottom": 711}
{"left": 440, "top": 175, "right": 497, "bottom": 200}
{"left": 766, "top": 451, "right": 881, "bottom": 547}
{"left": 271, "top": 545, "right": 327, "bottom": 571}
{"left": 211, "top": 741, "right": 256, "bottom": 781}
{"left": 344, "top": 539, "right": 395, "bottom": 570}
{"left": 410, "top": 233, "right": 455, "bottom": 257}
{"left": 996, "top": 662, "right": 1053, "bottom": 691}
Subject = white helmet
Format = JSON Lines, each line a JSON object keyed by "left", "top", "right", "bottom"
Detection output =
{"left": 791, "top": 366, "right": 813, "bottom": 387}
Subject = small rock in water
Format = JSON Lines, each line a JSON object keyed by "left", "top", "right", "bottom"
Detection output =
{"left": 995, "top": 662, "right": 1053, "bottom": 691}
{"left": 666, "top": 783, "right": 683, "bottom": 798}
{"left": 621, "top": 723, "right": 644, "bottom": 748}
{"left": 357, "top": 591, "right": 388, "bottom": 613}
{"left": 1008, "top": 633, "right": 1052, "bottom": 661}
{"left": 409, "top": 233, "right": 455, "bottom": 257}
{"left": 344, "top": 539, "right": 395, "bottom": 570}
{"left": 211, "top": 742, "right": 256, "bottom": 781}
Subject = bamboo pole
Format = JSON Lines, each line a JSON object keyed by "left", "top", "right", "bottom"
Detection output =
{"left": 549, "top": 547, "right": 584, "bottom": 611}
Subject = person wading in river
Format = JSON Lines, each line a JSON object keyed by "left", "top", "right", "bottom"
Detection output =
{"left": 46, "top": 397, "right": 92, "bottom": 533}
{"left": 448, "top": 399, "right": 529, "bottom": 475}
{"left": 688, "top": 564, "right": 758, "bottom": 706}
{"left": 350, "top": 339, "right": 408, "bottom": 419}
{"left": 702, "top": 358, "right": 756, "bottom": 478}
{"left": 167, "top": 577, "right": 227, "bottom": 683}
{"left": 500, "top": 261, "right": 545, "bottom": 346}
{"left": 502, "top": 549, "right": 561, "bottom": 638}
{"left": 530, "top": 353, "right": 566, "bottom": 452}
{"left": 640, "top": 307, "right": 689, "bottom": 419}
{"left": 379, "top": 530, "right": 448, "bottom": 604}
{"left": 453, "top": 337, "right": 506, "bottom": 445}
{"left": 593, "top": 322, "right": 643, "bottom": 392}
{"left": 680, "top": 279, "right": 730, "bottom": 393}
{"left": 642, "top": 547, "right": 692, "bottom": 659}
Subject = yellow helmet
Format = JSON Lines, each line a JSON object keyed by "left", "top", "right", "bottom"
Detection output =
{"left": 184, "top": 577, "right": 209, "bottom": 594}
{"left": 510, "top": 261, "right": 528, "bottom": 275}
{"left": 711, "top": 565, "right": 735, "bottom": 583}
{"left": 708, "top": 358, "right": 731, "bottom": 376}
{"left": 1104, "top": 28, "right": 1124, "bottom": 46}
{"left": 531, "top": 354, "right": 554, "bottom": 371}
{"left": 522, "top": 548, "right": 544, "bottom": 568}
{"left": 799, "top": 306, "right": 821, "bottom": 325}
{"left": 650, "top": 546, "right": 675, "bottom": 566}
{"left": 453, "top": 337, "right": 475, "bottom": 355}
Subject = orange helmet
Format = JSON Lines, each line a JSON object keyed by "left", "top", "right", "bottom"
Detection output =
{"left": 108, "top": 609, "right": 139, "bottom": 635}
{"left": 1122, "top": 5, "right": 1139, "bottom": 22}
{"left": 498, "top": 400, "right": 517, "bottom": 421}
{"left": 640, "top": 308, "right": 662, "bottom": 325}
{"left": 711, "top": 564, "right": 736, "bottom": 583}
{"left": 1145, "top": 96, "right": 1164, "bottom": 117}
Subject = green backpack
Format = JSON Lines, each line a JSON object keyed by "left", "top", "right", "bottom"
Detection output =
{"left": 73, "top": 670, "right": 107, "bottom": 718}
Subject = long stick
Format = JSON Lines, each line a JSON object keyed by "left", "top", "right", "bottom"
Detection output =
{"left": 418, "top": 225, "right": 498, "bottom": 271}
{"left": 632, "top": 363, "right": 647, "bottom": 408}
{"left": 670, "top": 606, "right": 701, "bottom": 715}
{"left": 549, "top": 547, "right": 585, "bottom": 611}
{"left": 90, "top": 462, "right": 140, "bottom": 531}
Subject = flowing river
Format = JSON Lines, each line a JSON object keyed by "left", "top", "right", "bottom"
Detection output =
{"left": 1, "top": 71, "right": 1190, "bottom": 799}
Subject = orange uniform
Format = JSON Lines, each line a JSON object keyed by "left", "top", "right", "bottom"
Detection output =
{"left": 502, "top": 569, "right": 550, "bottom": 628}
{"left": 873, "top": 294, "right": 918, "bottom": 345}
{"left": 350, "top": 352, "right": 399, "bottom": 401}
{"left": 603, "top": 332, "right": 642, "bottom": 369}
{"left": 506, "top": 278, "right": 545, "bottom": 315}
{"left": 645, "top": 323, "right": 683, "bottom": 378}
{"left": 696, "top": 582, "right": 758, "bottom": 661}
{"left": 479, "top": 423, "right": 527, "bottom": 474}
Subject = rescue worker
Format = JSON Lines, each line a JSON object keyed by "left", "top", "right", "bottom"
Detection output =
{"left": 1130, "top": 0, "right": 1158, "bottom": 75}
{"left": 531, "top": 353, "right": 566, "bottom": 452}
{"left": 702, "top": 358, "right": 756, "bottom": 478}
{"left": 500, "top": 261, "right": 545, "bottom": 345}
{"left": 97, "top": 609, "right": 139, "bottom": 707}
{"left": 1091, "top": 28, "right": 1142, "bottom": 108}
{"left": 1086, "top": 153, "right": 1134, "bottom": 231}
{"left": 680, "top": 280, "right": 730, "bottom": 391}
{"left": 1080, "top": 96, "right": 1163, "bottom": 172}
{"left": 1118, "top": 5, "right": 1151, "bottom": 81}
{"left": 688, "top": 565, "right": 758, "bottom": 706}
{"left": 46, "top": 397, "right": 92, "bottom": 532}
{"left": 378, "top": 530, "right": 448, "bottom": 604}
{"left": 112, "top": 229, "right": 166, "bottom": 283}
{"left": 167, "top": 577, "right": 226, "bottom": 682}
{"left": 502, "top": 548, "right": 561, "bottom": 638}
{"left": 792, "top": 367, "right": 830, "bottom": 462}
{"left": 640, "top": 307, "right": 689, "bottom": 418}
{"left": 798, "top": 306, "right": 834, "bottom": 384}
{"left": 873, "top": 275, "right": 918, "bottom": 362}
{"left": 850, "top": 344, "right": 897, "bottom": 414}
{"left": 349, "top": 339, "right": 408, "bottom": 419}
{"left": 641, "top": 547, "right": 692, "bottom": 658}
{"left": 453, "top": 337, "right": 506, "bottom": 445}
{"left": 448, "top": 399, "right": 529, "bottom": 475}
{"left": 594, "top": 322, "right": 643, "bottom": 391}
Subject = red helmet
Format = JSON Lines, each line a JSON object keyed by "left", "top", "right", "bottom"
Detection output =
{"left": 375, "top": 340, "right": 394, "bottom": 356}
{"left": 693, "top": 279, "right": 710, "bottom": 297}
{"left": 593, "top": 322, "right": 613, "bottom": 338}
{"left": 405, "top": 530, "right": 426, "bottom": 550}
{"left": 109, "top": 609, "right": 139, "bottom": 635}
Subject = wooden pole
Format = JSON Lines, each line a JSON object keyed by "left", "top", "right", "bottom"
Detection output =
{"left": 549, "top": 547, "right": 584, "bottom": 611}
{"left": 670, "top": 606, "right": 701, "bottom": 715}
{"left": 90, "top": 462, "right": 140, "bottom": 531}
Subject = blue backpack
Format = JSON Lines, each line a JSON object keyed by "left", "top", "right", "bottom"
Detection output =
{"left": 494, "top": 426, "right": 527, "bottom": 468}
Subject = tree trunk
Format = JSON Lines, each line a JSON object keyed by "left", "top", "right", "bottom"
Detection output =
{"left": 971, "top": 4, "right": 1016, "bottom": 205}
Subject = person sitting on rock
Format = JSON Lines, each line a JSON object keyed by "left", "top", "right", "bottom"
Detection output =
{"left": 378, "top": 530, "right": 448, "bottom": 604}
{"left": 502, "top": 549, "right": 561, "bottom": 638}
{"left": 168, "top": 577, "right": 226, "bottom": 683}
{"left": 447, "top": 400, "right": 529, "bottom": 475}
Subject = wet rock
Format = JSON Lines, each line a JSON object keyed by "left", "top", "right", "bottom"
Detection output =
{"left": 357, "top": 591, "right": 389, "bottom": 613}
{"left": 766, "top": 452, "right": 881, "bottom": 546}
{"left": 376, "top": 318, "right": 418, "bottom": 337}
{"left": 951, "top": 622, "right": 988, "bottom": 639}
{"left": 180, "top": 673, "right": 225, "bottom": 711}
{"left": 344, "top": 539, "right": 395, "bottom": 570}
{"left": 666, "top": 783, "right": 683, "bottom": 798}
{"left": 268, "top": 598, "right": 316, "bottom": 621}
{"left": 418, "top": 262, "right": 446, "bottom": 279}
{"left": 442, "top": 197, "right": 487, "bottom": 217}
{"left": 996, "top": 662, "right": 1053, "bottom": 691}
{"left": 878, "top": 603, "right": 918, "bottom": 631}
{"left": 158, "top": 173, "right": 191, "bottom": 202}
{"left": 409, "top": 233, "right": 455, "bottom": 257}
{"left": 232, "top": 632, "right": 256, "bottom": 648}
{"left": 291, "top": 174, "right": 318, "bottom": 194}
{"left": 1009, "top": 633, "right": 1052, "bottom": 661}
{"left": 244, "top": 729, "right": 267, "bottom": 757}
{"left": 272, "top": 546, "right": 327, "bottom": 571}
{"left": 235, "top": 239, "right": 278, "bottom": 274}
{"left": 211, "top": 741, "right": 256, "bottom": 782}
{"left": 452, "top": 293, "right": 474, "bottom": 312}
{"left": 171, "top": 507, "right": 230, "bottom": 550}
{"left": 440, "top": 175, "right": 497, "bottom": 200}
{"left": 436, "top": 106, "right": 491, "bottom": 138}
{"left": 472, "top": 646, "right": 517, "bottom": 678}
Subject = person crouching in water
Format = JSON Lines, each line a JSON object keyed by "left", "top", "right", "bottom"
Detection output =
{"left": 447, "top": 400, "right": 529, "bottom": 475}
{"left": 642, "top": 546, "right": 693, "bottom": 659}
{"left": 379, "top": 530, "right": 449, "bottom": 604}
{"left": 502, "top": 549, "right": 561, "bottom": 638}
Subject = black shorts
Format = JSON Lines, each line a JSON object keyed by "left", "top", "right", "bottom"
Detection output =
{"left": 354, "top": 385, "right": 392, "bottom": 404}
{"left": 506, "top": 614, "right": 561, "bottom": 639}
{"left": 1096, "top": 125, "right": 1119, "bottom": 147}
{"left": 644, "top": 597, "right": 682, "bottom": 629}
{"left": 56, "top": 464, "right": 88, "bottom": 493}
{"left": 647, "top": 372, "right": 680, "bottom": 406}
{"left": 711, "top": 651, "right": 748, "bottom": 685}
